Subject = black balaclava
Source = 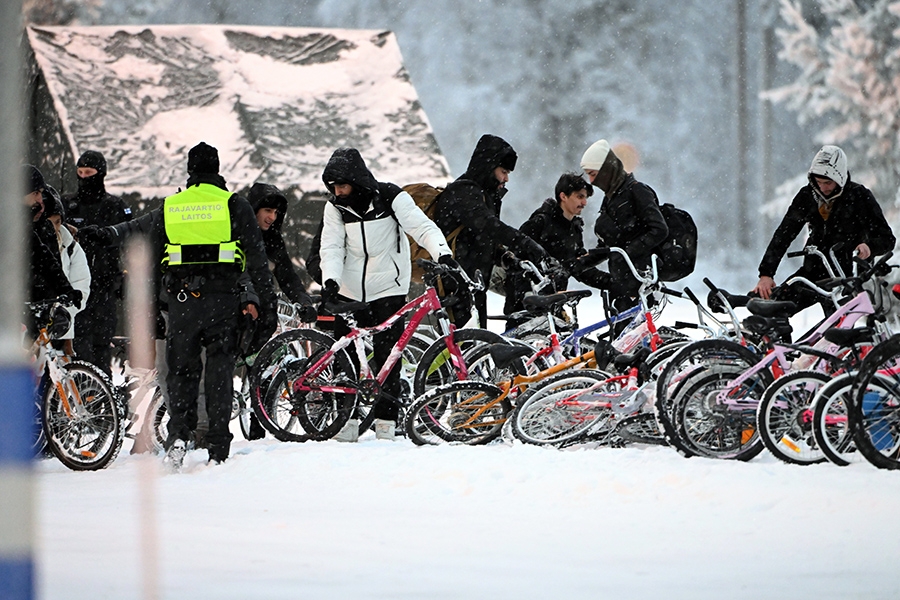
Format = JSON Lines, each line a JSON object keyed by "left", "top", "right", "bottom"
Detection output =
{"left": 76, "top": 150, "right": 107, "bottom": 201}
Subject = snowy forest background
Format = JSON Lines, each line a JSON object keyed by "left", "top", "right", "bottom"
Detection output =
{"left": 22, "top": 0, "right": 900, "bottom": 289}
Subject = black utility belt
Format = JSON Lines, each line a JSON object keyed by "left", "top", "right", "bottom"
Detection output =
{"left": 167, "top": 275, "right": 238, "bottom": 301}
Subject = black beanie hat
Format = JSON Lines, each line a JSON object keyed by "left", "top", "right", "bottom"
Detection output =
{"left": 24, "top": 164, "right": 44, "bottom": 194}
{"left": 76, "top": 150, "right": 107, "bottom": 177}
{"left": 187, "top": 142, "right": 220, "bottom": 175}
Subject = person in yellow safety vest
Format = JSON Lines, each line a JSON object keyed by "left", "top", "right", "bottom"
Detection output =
{"left": 81, "top": 142, "right": 276, "bottom": 469}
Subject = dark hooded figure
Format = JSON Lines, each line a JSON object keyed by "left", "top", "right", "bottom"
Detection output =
{"left": 582, "top": 139, "right": 668, "bottom": 311}
{"left": 247, "top": 183, "right": 315, "bottom": 321}
{"left": 753, "top": 145, "right": 895, "bottom": 313}
{"left": 25, "top": 164, "right": 76, "bottom": 306}
{"left": 63, "top": 150, "right": 131, "bottom": 375}
{"left": 319, "top": 147, "right": 451, "bottom": 441}
{"left": 80, "top": 142, "right": 276, "bottom": 467}
{"left": 434, "top": 134, "right": 549, "bottom": 327}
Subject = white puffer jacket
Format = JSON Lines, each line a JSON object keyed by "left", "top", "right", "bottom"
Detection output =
{"left": 321, "top": 190, "right": 449, "bottom": 302}
{"left": 56, "top": 225, "right": 91, "bottom": 339}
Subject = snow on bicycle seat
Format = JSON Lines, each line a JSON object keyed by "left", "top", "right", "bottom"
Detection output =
{"left": 823, "top": 326, "right": 874, "bottom": 347}
{"left": 487, "top": 343, "right": 534, "bottom": 370}
{"left": 746, "top": 297, "right": 798, "bottom": 318}
{"left": 522, "top": 289, "right": 591, "bottom": 313}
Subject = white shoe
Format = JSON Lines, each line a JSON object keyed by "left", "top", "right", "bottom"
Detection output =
{"left": 164, "top": 439, "right": 186, "bottom": 472}
{"left": 374, "top": 419, "right": 396, "bottom": 441}
{"left": 334, "top": 418, "right": 360, "bottom": 443}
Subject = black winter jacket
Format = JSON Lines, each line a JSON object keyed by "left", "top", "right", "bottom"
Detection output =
{"left": 593, "top": 175, "right": 668, "bottom": 287}
{"left": 758, "top": 180, "right": 895, "bottom": 279}
{"left": 64, "top": 186, "right": 131, "bottom": 299}
{"left": 434, "top": 135, "right": 545, "bottom": 282}
{"left": 109, "top": 174, "right": 276, "bottom": 317}
{"left": 504, "top": 199, "right": 609, "bottom": 314}
{"left": 30, "top": 219, "right": 74, "bottom": 302}
{"left": 247, "top": 183, "right": 312, "bottom": 306}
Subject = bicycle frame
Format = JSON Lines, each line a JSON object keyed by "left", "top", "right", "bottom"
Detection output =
{"left": 715, "top": 289, "right": 875, "bottom": 406}
{"left": 292, "top": 285, "right": 467, "bottom": 396}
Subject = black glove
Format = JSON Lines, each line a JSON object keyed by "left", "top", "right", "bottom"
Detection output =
{"left": 79, "top": 225, "right": 115, "bottom": 246}
{"left": 438, "top": 254, "right": 460, "bottom": 270}
{"left": 320, "top": 279, "right": 340, "bottom": 307}
{"left": 519, "top": 236, "right": 549, "bottom": 264}
{"left": 297, "top": 303, "right": 318, "bottom": 323}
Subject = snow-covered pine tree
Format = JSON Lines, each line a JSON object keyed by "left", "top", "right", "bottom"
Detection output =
{"left": 763, "top": 0, "right": 900, "bottom": 226}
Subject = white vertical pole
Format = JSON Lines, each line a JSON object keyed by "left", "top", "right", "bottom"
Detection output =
{"left": 125, "top": 238, "right": 160, "bottom": 600}
{"left": 0, "top": 2, "right": 34, "bottom": 600}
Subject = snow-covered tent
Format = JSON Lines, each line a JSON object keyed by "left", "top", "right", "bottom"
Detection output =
{"left": 25, "top": 24, "right": 451, "bottom": 275}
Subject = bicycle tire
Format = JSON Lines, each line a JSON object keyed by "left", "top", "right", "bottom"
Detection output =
{"left": 412, "top": 328, "right": 510, "bottom": 398}
{"left": 512, "top": 369, "right": 618, "bottom": 447}
{"left": 405, "top": 380, "right": 509, "bottom": 446}
{"left": 849, "top": 336, "right": 900, "bottom": 469}
{"left": 756, "top": 370, "right": 829, "bottom": 465}
{"left": 42, "top": 361, "right": 123, "bottom": 471}
{"left": 142, "top": 387, "right": 167, "bottom": 454}
{"left": 251, "top": 328, "right": 357, "bottom": 442}
{"left": 811, "top": 372, "right": 864, "bottom": 466}
{"left": 669, "top": 361, "right": 771, "bottom": 460}
{"left": 654, "top": 339, "right": 762, "bottom": 453}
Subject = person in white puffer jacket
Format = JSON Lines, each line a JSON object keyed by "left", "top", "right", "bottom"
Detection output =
{"left": 43, "top": 186, "right": 91, "bottom": 353}
{"left": 319, "top": 147, "right": 454, "bottom": 441}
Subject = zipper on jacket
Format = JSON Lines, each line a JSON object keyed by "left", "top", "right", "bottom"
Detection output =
{"left": 360, "top": 220, "right": 369, "bottom": 302}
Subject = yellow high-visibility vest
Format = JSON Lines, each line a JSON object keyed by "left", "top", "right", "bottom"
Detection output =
{"left": 162, "top": 184, "right": 245, "bottom": 270}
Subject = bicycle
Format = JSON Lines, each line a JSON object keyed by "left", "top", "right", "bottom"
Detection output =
{"left": 248, "top": 260, "right": 487, "bottom": 442}
{"left": 28, "top": 297, "right": 122, "bottom": 471}
{"left": 659, "top": 247, "right": 892, "bottom": 461}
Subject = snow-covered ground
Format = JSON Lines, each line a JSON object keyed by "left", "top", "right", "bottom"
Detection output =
{"left": 35, "top": 296, "right": 900, "bottom": 600}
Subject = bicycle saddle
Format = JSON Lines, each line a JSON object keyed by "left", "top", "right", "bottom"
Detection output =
{"left": 746, "top": 297, "right": 798, "bottom": 318}
{"left": 823, "top": 326, "right": 874, "bottom": 347}
{"left": 322, "top": 300, "right": 369, "bottom": 316}
{"left": 523, "top": 289, "right": 592, "bottom": 313}
{"left": 487, "top": 343, "right": 533, "bottom": 371}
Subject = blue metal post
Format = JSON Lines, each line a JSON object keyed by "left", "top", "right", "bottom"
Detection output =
{"left": 0, "top": 2, "right": 33, "bottom": 599}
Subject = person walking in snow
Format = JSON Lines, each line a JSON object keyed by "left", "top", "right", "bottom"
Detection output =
{"left": 319, "top": 147, "right": 453, "bottom": 441}
{"left": 64, "top": 150, "right": 131, "bottom": 375}
{"left": 433, "top": 134, "right": 550, "bottom": 327}
{"left": 752, "top": 144, "right": 895, "bottom": 312}
{"left": 582, "top": 139, "right": 668, "bottom": 312}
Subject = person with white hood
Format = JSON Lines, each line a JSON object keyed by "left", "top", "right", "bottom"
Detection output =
{"left": 752, "top": 145, "right": 895, "bottom": 312}
{"left": 42, "top": 185, "right": 90, "bottom": 355}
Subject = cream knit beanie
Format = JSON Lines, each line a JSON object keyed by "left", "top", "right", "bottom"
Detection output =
{"left": 581, "top": 139, "right": 611, "bottom": 171}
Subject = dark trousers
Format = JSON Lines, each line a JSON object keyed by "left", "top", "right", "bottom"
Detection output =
{"left": 165, "top": 292, "right": 239, "bottom": 461}
{"left": 74, "top": 292, "right": 117, "bottom": 376}
{"left": 333, "top": 294, "right": 406, "bottom": 421}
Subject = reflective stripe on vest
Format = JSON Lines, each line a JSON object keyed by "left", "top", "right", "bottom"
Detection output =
{"left": 162, "top": 184, "right": 245, "bottom": 270}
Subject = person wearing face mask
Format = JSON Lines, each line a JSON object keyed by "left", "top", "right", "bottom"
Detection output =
{"left": 63, "top": 150, "right": 131, "bottom": 375}
{"left": 319, "top": 147, "right": 452, "bottom": 441}
{"left": 752, "top": 145, "right": 895, "bottom": 314}
{"left": 433, "top": 134, "right": 550, "bottom": 328}
{"left": 582, "top": 139, "right": 668, "bottom": 312}
{"left": 502, "top": 172, "right": 613, "bottom": 329}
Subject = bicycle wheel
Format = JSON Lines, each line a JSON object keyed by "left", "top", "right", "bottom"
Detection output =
{"left": 142, "top": 387, "right": 168, "bottom": 454}
{"left": 512, "top": 369, "right": 618, "bottom": 447}
{"left": 669, "top": 361, "right": 771, "bottom": 460}
{"left": 654, "top": 339, "right": 761, "bottom": 451}
{"left": 812, "top": 372, "right": 864, "bottom": 466}
{"left": 42, "top": 361, "right": 123, "bottom": 471}
{"left": 756, "top": 370, "right": 829, "bottom": 465}
{"left": 405, "top": 380, "right": 510, "bottom": 446}
{"left": 251, "top": 328, "right": 357, "bottom": 442}
{"left": 412, "top": 328, "right": 510, "bottom": 397}
{"left": 849, "top": 337, "right": 900, "bottom": 469}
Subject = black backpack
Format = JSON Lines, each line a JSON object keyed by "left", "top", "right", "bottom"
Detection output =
{"left": 656, "top": 203, "right": 697, "bottom": 282}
